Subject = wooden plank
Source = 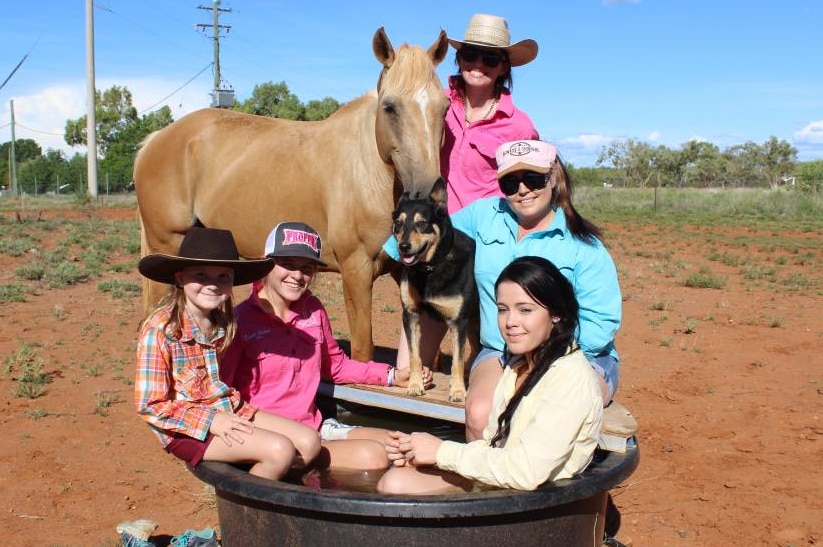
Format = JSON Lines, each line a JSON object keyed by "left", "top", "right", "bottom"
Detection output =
{"left": 321, "top": 373, "right": 637, "bottom": 440}
{"left": 318, "top": 371, "right": 465, "bottom": 423}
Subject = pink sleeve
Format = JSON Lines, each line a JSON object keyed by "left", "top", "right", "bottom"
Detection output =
{"left": 317, "top": 306, "right": 389, "bottom": 386}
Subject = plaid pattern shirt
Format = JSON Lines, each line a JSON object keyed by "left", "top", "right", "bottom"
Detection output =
{"left": 134, "top": 304, "right": 255, "bottom": 447}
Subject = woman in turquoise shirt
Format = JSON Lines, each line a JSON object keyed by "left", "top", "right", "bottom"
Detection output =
{"left": 386, "top": 139, "right": 621, "bottom": 441}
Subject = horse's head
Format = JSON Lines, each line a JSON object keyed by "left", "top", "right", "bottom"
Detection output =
{"left": 372, "top": 27, "right": 449, "bottom": 201}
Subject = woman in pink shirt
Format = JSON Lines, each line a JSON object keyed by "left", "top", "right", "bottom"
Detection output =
{"left": 441, "top": 13, "right": 540, "bottom": 214}
{"left": 223, "top": 222, "right": 432, "bottom": 472}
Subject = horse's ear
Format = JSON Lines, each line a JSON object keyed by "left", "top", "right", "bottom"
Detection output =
{"left": 428, "top": 29, "right": 449, "bottom": 67}
{"left": 373, "top": 27, "right": 396, "bottom": 68}
{"left": 429, "top": 178, "right": 448, "bottom": 211}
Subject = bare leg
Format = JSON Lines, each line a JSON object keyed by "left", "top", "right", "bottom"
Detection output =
{"left": 320, "top": 438, "right": 389, "bottom": 471}
{"left": 464, "top": 356, "right": 504, "bottom": 442}
{"left": 203, "top": 429, "right": 296, "bottom": 480}
{"left": 252, "top": 410, "right": 322, "bottom": 467}
{"left": 377, "top": 465, "right": 473, "bottom": 495}
{"left": 395, "top": 313, "right": 449, "bottom": 370}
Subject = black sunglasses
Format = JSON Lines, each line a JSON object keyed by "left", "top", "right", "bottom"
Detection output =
{"left": 458, "top": 47, "right": 504, "bottom": 68}
{"left": 498, "top": 172, "right": 549, "bottom": 196}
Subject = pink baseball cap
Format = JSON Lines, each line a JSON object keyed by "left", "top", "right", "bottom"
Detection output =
{"left": 495, "top": 140, "right": 558, "bottom": 179}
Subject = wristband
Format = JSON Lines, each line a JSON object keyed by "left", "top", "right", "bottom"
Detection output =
{"left": 387, "top": 366, "right": 395, "bottom": 387}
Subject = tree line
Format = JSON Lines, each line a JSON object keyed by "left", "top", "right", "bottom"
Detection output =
{"left": 2, "top": 83, "right": 821, "bottom": 195}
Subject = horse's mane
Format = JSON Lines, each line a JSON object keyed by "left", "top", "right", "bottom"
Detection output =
{"left": 377, "top": 44, "right": 439, "bottom": 94}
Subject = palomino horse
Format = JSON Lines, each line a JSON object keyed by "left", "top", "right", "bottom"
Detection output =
{"left": 134, "top": 28, "right": 449, "bottom": 360}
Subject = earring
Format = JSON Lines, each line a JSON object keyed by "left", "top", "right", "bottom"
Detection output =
{"left": 551, "top": 317, "right": 560, "bottom": 324}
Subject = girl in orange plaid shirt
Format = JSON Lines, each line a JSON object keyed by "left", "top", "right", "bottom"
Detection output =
{"left": 135, "top": 227, "right": 320, "bottom": 480}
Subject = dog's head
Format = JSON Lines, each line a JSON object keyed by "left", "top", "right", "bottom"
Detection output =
{"left": 391, "top": 179, "right": 449, "bottom": 266}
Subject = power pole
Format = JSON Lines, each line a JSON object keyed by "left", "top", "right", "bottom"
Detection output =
{"left": 9, "top": 100, "right": 17, "bottom": 196}
{"left": 85, "top": 0, "right": 98, "bottom": 198}
{"left": 196, "top": 1, "right": 234, "bottom": 108}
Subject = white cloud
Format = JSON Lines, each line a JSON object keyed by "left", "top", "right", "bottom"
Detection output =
{"left": 1, "top": 77, "right": 212, "bottom": 157}
{"left": 793, "top": 120, "right": 823, "bottom": 145}
{"left": 562, "top": 133, "right": 613, "bottom": 149}
{"left": 647, "top": 131, "right": 662, "bottom": 142}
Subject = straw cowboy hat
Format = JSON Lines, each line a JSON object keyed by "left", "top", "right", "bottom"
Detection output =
{"left": 447, "top": 13, "right": 538, "bottom": 67}
{"left": 138, "top": 227, "right": 274, "bottom": 286}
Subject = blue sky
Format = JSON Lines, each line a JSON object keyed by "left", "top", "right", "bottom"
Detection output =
{"left": 2, "top": 0, "right": 822, "bottom": 167}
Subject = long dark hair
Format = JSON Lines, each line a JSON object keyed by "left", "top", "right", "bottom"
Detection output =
{"left": 451, "top": 49, "right": 514, "bottom": 97}
{"left": 550, "top": 155, "right": 603, "bottom": 244}
{"left": 489, "top": 256, "right": 579, "bottom": 448}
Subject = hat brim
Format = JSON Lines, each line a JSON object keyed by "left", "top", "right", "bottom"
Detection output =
{"left": 266, "top": 250, "right": 328, "bottom": 268}
{"left": 497, "top": 161, "right": 552, "bottom": 180}
{"left": 138, "top": 255, "right": 275, "bottom": 286}
{"left": 447, "top": 38, "right": 538, "bottom": 67}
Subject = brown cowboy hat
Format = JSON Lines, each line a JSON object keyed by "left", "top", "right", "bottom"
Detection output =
{"left": 447, "top": 13, "right": 538, "bottom": 67}
{"left": 138, "top": 227, "right": 274, "bottom": 286}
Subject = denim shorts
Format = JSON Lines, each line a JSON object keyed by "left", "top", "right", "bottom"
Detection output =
{"left": 590, "top": 353, "right": 620, "bottom": 400}
{"left": 469, "top": 347, "right": 505, "bottom": 371}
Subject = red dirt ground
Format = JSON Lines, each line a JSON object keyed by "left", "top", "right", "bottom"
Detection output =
{"left": 0, "top": 207, "right": 820, "bottom": 546}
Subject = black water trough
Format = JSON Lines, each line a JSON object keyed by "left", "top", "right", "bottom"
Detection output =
{"left": 190, "top": 444, "right": 638, "bottom": 547}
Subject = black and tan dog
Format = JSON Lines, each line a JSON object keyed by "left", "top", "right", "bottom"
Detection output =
{"left": 391, "top": 180, "right": 479, "bottom": 402}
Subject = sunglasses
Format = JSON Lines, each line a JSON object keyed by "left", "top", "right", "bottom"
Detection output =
{"left": 458, "top": 47, "right": 505, "bottom": 68}
{"left": 498, "top": 172, "right": 549, "bottom": 196}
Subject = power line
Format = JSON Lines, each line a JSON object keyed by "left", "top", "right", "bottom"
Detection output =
{"left": 139, "top": 62, "right": 214, "bottom": 114}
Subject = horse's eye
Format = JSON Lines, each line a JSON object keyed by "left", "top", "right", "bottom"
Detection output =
{"left": 382, "top": 101, "right": 397, "bottom": 115}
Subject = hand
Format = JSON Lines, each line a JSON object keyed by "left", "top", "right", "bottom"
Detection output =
{"left": 384, "top": 430, "right": 409, "bottom": 467}
{"left": 396, "top": 431, "right": 442, "bottom": 467}
{"left": 209, "top": 411, "right": 255, "bottom": 447}
{"left": 393, "top": 366, "right": 433, "bottom": 388}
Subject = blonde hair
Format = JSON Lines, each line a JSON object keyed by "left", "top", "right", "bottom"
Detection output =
{"left": 142, "top": 285, "right": 237, "bottom": 355}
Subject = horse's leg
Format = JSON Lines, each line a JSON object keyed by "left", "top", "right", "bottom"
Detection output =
{"left": 339, "top": 255, "right": 376, "bottom": 361}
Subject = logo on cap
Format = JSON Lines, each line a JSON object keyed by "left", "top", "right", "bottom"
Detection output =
{"left": 282, "top": 229, "right": 320, "bottom": 254}
{"left": 507, "top": 141, "right": 535, "bottom": 156}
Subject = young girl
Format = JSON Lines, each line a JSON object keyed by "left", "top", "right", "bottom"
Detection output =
{"left": 378, "top": 256, "right": 603, "bottom": 494}
{"left": 135, "top": 227, "right": 321, "bottom": 480}
{"left": 221, "top": 222, "right": 432, "bottom": 472}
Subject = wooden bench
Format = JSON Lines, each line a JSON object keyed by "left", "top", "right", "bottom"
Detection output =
{"left": 319, "top": 371, "right": 638, "bottom": 452}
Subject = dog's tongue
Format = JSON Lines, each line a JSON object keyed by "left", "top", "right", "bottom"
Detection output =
{"left": 401, "top": 255, "right": 417, "bottom": 265}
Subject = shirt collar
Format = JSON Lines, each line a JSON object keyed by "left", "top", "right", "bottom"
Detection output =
{"left": 493, "top": 200, "right": 568, "bottom": 239}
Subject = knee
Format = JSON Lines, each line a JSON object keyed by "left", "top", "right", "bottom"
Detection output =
{"left": 376, "top": 468, "right": 405, "bottom": 495}
{"left": 356, "top": 442, "right": 390, "bottom": 471}
{"left": 293, "top": 429, "right": 322, "bottom": 463}
{"left": 464, "top": 396, "right": 491, "bottom": 441}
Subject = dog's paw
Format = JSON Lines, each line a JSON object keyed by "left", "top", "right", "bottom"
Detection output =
{"left": 448, "top": 388, "right": 466, "bottom": 403}
{"left": 406, "top": 382, "right": 426, "bottom": 397}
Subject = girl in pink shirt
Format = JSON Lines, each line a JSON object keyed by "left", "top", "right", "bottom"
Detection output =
{"left": 223, "top": 222, "right": 432, "bottom": 472}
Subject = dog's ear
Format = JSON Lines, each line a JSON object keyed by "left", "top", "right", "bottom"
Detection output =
{"left": 429, "top": 178, "right": 448, "bottom": 212}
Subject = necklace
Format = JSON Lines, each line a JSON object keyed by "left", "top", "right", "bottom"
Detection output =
{"left": 463, "top": 94, "right": 498, "bottom": 125}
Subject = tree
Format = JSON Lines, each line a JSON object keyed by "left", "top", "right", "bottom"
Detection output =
{"left": 305, "top": 97, "right": 342, "bottom": 121}
{"left": 681, "top": 141, "right": 723, "bottom": 188}
{"left": 1, "top": 139, "right": 42, "bottom": 188}
{"left": 795, "top": 160, "right": 823, "bottom": 194}
{"left": 234, "top": 81, "right": 305, "bottom": 119}
{"left": 64, "top": 85, "right": 139, "bottom": 157}
{"left": 596, "top": 138, "right": 657, "bottom": 188}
